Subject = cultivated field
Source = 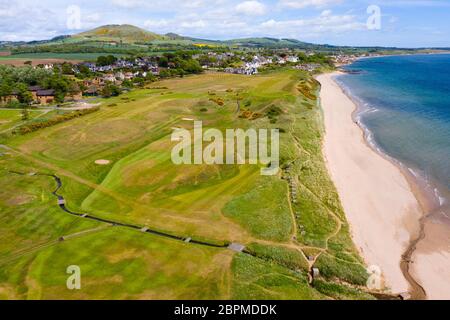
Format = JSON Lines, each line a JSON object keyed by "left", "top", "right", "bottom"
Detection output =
{"left": 0, "top": 70, "right": 373, "bottom": 300}
{"left": 0, "top": 53, "right": 124, "bottom": 65}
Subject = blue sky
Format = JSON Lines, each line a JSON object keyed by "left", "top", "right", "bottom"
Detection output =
{"left": 0, "top": 0, "right": 449, "bottom": 47}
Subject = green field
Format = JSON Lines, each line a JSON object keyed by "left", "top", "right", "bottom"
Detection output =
{"left": 0, "top": 52, "right": 125, "bottom": 62}
{"left": 0, "top": 109, "right": 51, "bottom": 133}
{"left": 0, "top": 69, "right": 373, "bottom": 300}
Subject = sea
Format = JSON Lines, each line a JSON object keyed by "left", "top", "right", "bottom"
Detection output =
{"left": 336, "top": 54, "right": 450, "bottom": 222}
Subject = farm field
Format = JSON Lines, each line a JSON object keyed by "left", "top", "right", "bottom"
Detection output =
{"left": 0, "top": 69, "right": 373, "bottom": 300}
{"left": 0, "top": 52, "right": 125, "bottom": 66}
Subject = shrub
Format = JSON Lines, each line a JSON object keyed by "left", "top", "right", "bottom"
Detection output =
{"left": 4, "top": 100, "right": 25, "bottom": 109}
{"left": 13, "top": 107, "right": 100, "bottom": 135}
{"left": 209, "top": 97, "right": 224, "bottom": 106}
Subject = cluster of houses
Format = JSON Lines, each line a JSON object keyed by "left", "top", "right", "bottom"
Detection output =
{"left": 0, "top": 57, "right": 164, "bottom": 105}
{"left": 82, "top": 70, "right": 148, "bottom": 96}
{"left": 78, "top": 58, "right": 160, "bottom": 96}
{"left": 80, "top": 57, "right": 159, "bottom": 75}
{"left": 223, "top": 53, "right": 310, "bottom": 75}
{"left": 224, "top": 64, "right": 259, "bottom": 75}
{"left": 0, "top": 50, "right": 336, "bottom": 106}
{"left": 331, "top": 54, "right": 359, "bottom": 66}
{"left": 193, "top": 52, "right": 236, "bottom": 69}
{"left": 2, "top": 85, "right": 82, "bottom": 106}
{"left": 293, "top": 63, "right": 322, "bottom": 72}
{"left": 330, "top": 53, "right": 379, "bottom": 66}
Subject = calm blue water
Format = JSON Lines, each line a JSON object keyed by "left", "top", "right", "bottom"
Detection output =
{"left": 337, "top": 54, "right": 450, "bottom": 210}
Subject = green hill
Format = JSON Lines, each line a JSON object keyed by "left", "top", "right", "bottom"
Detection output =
{"left": 73, "top": 24, "right": 166, "bottom": 43}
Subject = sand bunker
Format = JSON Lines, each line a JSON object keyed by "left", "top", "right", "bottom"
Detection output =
{"left": 95, "top": 159, "right": 111, "bottom": 165}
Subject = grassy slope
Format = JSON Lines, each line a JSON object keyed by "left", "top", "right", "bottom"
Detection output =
{"left": 74, "top": 24, "right": 165, "bottom": 43}
{"left": 0, "top": 70, "right": 372, "bottom": 299}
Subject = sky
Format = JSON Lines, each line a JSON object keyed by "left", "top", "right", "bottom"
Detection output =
{"left": 0, "top": 0, "right": 449, "bottom": 48}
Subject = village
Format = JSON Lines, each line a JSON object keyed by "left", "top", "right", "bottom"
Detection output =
{"left": 0, "top": 50, "right": 358, "bottom": 107}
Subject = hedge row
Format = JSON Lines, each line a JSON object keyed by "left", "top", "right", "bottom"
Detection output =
{"left": 14, "top": 107, "right": 100, "bottom": 135}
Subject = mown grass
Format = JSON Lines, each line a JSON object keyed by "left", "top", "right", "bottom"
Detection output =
{"left": 0, "top": 109, "right": 47, "bottom": 133}
{"left": 0, "top": 228, "right": 233, "bottom": 300}
{"left": 0, "top": 157, "right": 101, "bottom": 265}
{"left": 0, "top": 69, "right": 370, "bottom": 299}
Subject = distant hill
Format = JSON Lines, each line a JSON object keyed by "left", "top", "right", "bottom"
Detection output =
{"left": 223, "top": 37, "right": 322, "bottom": 49}
{"left": 73, "top": 24, "right": 166, "bottom": 43}
{"left": 0, "top": 24, "right": 326, "bottom": 49}
{"left": 3, "top": 24, "right": 447, "bottom": 53}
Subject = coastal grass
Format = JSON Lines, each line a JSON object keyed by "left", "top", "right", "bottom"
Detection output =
{"left": 0, "top": 69, "right": 370, "bottom": 299}
{"left": 246, "top": 243, "right": 309, "bottom": 272}
{"left": 231, "top": 253, "right": 324, "bottom": 300}
{"left": 223, "top": 176, "right": 293, "bottom": 242}
{"left": 313, "top": 279, "right": 376, "bottom": 300}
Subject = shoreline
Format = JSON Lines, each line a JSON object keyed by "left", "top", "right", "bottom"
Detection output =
{"left": 345, "top": 51, "right": 450, "bottom": 64}
{"left": 318, "top": 71, "right": 450, "bottom": 300}
{"left": 317, "top": 72, "right": 424, "bottom": 296}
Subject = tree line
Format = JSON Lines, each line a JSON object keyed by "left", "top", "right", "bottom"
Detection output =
{"left": 0, "top": 65, "right": 80, "bottom": 107}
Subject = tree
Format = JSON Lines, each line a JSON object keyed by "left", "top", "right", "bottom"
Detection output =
{"left": 96, "top": 55, "right": 118, "bottom": 66}
{"left": 21, "top": 108, "right": 29, "bottom": 121}
{"left": 121, "top": 79, "right": 133, "bottom": 88}
{"left": 0, "top": 83, "right": 12, "bottom": 103}
{"left": 101, "top": 84, "right": 121, "bottom": 98}
{"left": 132, "top": 77, "right": 145, "bottom": 87}
{"left": 42, "top": 74, "right": 70, "bottom": 103}
{"left": 158, "top": 56, "right": 169, "bottom": 68}
{"left": 180, "top": 59, "right": 202, "bottom": 74}
{"left": 145, "top": 73, "right": 157, "bottom": 82}
{"left": 16, "top": 83, "right": 33, "bottom": 105}
{"left": 76, "top": 64, "right": 91, "bottom": 78}
{"left": 297, "top": 52, "right": 308, "bottom": 63}
{"left": 61, "top": 62, "right": 74, "bottom": 75}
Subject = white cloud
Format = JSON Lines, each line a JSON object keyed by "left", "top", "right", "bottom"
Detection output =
{"left": 85, "top": 13, "right": 101, "bottom": 23}
{"left": 259, "top": 11, "right": 365, "bottom": 37}
{"left": 1, "top": 0, "right": 446, "bottom": 47}
{"left": 0, "top": 0, "right": 68, "bottom": 41}
{"left": 111, "top": 0, "right": 144, "bottom": 8}
{"left": 181, "top": 20, "right": 207, "bottom": 28}
{"left": 144, "top": 19, "right": 170, "bottom": 28}
{"left": 279, "top": 0, "right": 343, "bottom": 9}
{"left": 236, "top": 1, "right": 267, "bottom": 16}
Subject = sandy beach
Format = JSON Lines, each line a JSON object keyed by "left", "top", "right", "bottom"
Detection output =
{"left": 411, "top": 214, "right": 450, "bottom": 300}
{"left": 317, "top": 72, "right": 423, "bottom": 294}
